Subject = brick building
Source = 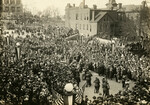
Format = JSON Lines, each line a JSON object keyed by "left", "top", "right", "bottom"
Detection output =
{"left": 65, "top": 0, "right": 125, "bottom": 37}
{"left": 0, "top": 0, "right": 23, "bottom": 20}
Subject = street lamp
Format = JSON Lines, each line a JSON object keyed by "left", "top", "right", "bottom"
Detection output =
{"left": 3, "top": 35, "right": 10, "bottom": 45}
{"left": 64, "top": 83, "right": 74, "bottom": 105}
{"left": 111, "top": 40, "right": 115, "bottom": 54}
{"left": 15, "top": 42, "right": 21, "bottom": 60}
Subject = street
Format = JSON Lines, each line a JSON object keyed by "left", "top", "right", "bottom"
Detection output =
{"left": 79, "top": 71, "right": 135, "bottom": 101}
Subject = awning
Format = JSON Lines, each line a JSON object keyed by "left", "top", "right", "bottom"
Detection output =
{"left": 91, "top": 37, "right": 112, "bottom": 44}
{"left": 65, "top": 34, "right": 80, "bottom": 40}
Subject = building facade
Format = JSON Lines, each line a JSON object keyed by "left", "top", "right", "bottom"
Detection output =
{"left": 0, "top": 0, "right": 23, "bottom": 20}
{"left": 65, "top": 0, "right": 124, "bottom": 37}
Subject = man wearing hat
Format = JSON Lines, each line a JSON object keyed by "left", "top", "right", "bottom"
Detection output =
{"left": 93, "top": 77, "right": 100, "bottom": 93}
{"left": 85, "top": 70, "right": 92, "bottom": 87}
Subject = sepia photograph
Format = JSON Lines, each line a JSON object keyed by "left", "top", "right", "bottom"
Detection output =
{"left": 0, "top": 0, "right": 150, "bottom": 105}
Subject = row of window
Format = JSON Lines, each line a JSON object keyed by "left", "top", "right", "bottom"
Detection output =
{"left": 98, "top": 23, "right": 110, "bottom": 31}
{"left": 4, "top": 0, "right": 21, "bottom": 4}
{"left": 76, "top": 24, "right": 92, "bottom": 32}
{"left": 76, "top": 13, "right": 89, "bottom": 20}
{"left": 5, "top": 6, "right": 21, "bottom": 12}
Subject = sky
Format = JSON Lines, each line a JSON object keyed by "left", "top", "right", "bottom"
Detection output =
{"left": 22, "top": 0, "right": 144, "bottom": 15}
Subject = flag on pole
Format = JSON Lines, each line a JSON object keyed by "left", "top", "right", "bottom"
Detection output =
{"left": 75, "top": 88, "right": 83, "bottom": 104}
{"left": 51, "top": 88, "right": 64, "bottom": 105}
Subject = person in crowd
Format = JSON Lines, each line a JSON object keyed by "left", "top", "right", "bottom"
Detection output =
{"left": 102, "top": 78, "right": 107, "bottom": 96}
{"left": 106, "top": 81, "right": 110, "bottom": 96}
{"left": 93, "top": 77, "right": 100, "bottom": 93}
{"left": 125, "top": 79, "right": 130, "bottom": 90}
{"left": 85, "top": 70, "right": 92, "bottom": 87}
{"left": 122, "top": 75, "right": 126, "bottom": 88}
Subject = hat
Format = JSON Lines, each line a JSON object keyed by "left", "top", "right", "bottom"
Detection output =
{"left": 99, "top": 93, "right": 102, "bottom": 96}
{"left": 93, "top": 96, "right": 96, "bottom": 99}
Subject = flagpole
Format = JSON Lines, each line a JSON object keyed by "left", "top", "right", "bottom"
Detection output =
{"left": 64, "top": 83, "right": 74, "bottom": 105}
{"left": 16, "top": 42, "right": 21, "bottom": 60}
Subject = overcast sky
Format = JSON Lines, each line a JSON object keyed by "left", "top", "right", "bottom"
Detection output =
{"left": 22, "top": 0, "right": 144, "bottom": 15}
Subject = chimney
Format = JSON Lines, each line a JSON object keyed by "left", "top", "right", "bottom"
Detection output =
{"left": 83, "top": 0, "right": 85, "bottom": 8}
{"left": 92, "top": 11, "right": 95, "bottom": 21}
{"left": 111, "top": 7, "right": 113, "bottom": 10}
{"left": 73, "top": 4, "right": 75, "bottom": 7}
{"left": 118, "top": 3, "right": 122, "bottom": 9}
{"left": 66, "top": 3, "right": 71, "bottom": 8}
{"left": 93, "top": 5, "right": 97, "bottom": 9}
{"left": 142, "top": 1, "right": 146, "bottom": 9}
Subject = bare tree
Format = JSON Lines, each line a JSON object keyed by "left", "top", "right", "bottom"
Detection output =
{"left": 140, "top": 1, "right": 150, "bottom": 54}
{"left": 42, "top": 6, "right": 60, "bottom": 18}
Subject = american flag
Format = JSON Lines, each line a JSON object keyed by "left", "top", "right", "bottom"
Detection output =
{"left": 75, "top": 88, "right": 83, "bottom": 104}
{"left": 51, "top": 88, "right": 64, "bottom": 105}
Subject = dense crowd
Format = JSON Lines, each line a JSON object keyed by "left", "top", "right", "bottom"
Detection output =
{"left": 84, "top": 39, "right": 150, "bottom": 82}
{"left": 0, "top": 27, "right": 82, "bottom": 105}
{"left": 0, "top": 25, "right": 150, "bottom": 105}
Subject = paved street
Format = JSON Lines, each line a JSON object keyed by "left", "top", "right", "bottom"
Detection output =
{"left": 79, "top": 71, "right": 135, "bottom": 101}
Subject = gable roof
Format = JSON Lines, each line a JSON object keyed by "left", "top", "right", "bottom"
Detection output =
{"left": 107, "top": 12, "right": 118, "bottom": 22}
{"left": 94, "top": 12, "right": 107, "bottom": 22}
{"left": 92, "top": 11, "right": 117, "bottom": 23}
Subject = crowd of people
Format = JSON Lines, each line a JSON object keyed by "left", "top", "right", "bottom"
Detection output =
{"left": 0, "top": 24, "right": 150, "bottom": 105}
{"left": 0, "top": 26, "right": 82, "bottom": 105}
{"left": 82, "top": 79, "right": 150, "bottom": 105}
{"left": 84, "top": 39, "right": 150, "bottom": 82}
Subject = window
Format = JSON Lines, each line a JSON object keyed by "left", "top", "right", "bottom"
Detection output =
{"left": 87, "top": 16, "right": 89, "bottom": 20}
{"left": 0, "top": 7, "right": 2, "bottom": 12}
{"left": 17, "top": 7, "right": 20, "bottom": 12}
{"left": 106, "top": 24, "right": 108, "bottom": 30}
{"left": 81, "top": 14, "right": 82, "bottom": 20}
{"left": 75, "top": 24, "right": 78, "bottom": 29}
{"left": 80, "top": 24, "right": 81, "bottom": 29}
{"left": 0, "top": 0, "right": 2, "bottom": 5}
{"left": 10, "top": 0, "right": 15, "bottom": 4}
{"left": 11, "top": 7, "right": 15, "bottom": 12}
{"left": 83, "top": 24, "right": 85, "bottom": 30}
{"left": 84, "top": 14, "right": 86, "bottom": 20}
{"left": 87, "top": 13, "right": 89, "bottom": 20}
{"left": 90, "top": 25, "right": 92, "bottom": 32}
{"left": 99, "top": 24, "right": 102, "bottom": 30}
{"left": 5, "top": 7, "right": 9, "bottom": 12}
{"left": 87, "top": 24, "right": 88, "bottom": 30}
{"left": 76, "top": 13, "right": 78, "bottom": 20}
{"left": 4, "top": 0, "right": 9, "bottom": 4}
{"left": 16, "top": 0, "right": 21, "bottom": 4}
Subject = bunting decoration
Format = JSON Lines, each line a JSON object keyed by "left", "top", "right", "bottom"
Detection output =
{"left": 75, "top": 88, "right": 83, "bottom": 104}
{"left": 51, "top": 88, "right": 64, "bottom": 105}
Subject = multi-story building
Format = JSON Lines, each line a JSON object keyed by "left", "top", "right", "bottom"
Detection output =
{"left": 0, "top": 0, "right": 23, "bottom": 20}
{"left": 65, "top": 0, "right": 125, "bottom": 37}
